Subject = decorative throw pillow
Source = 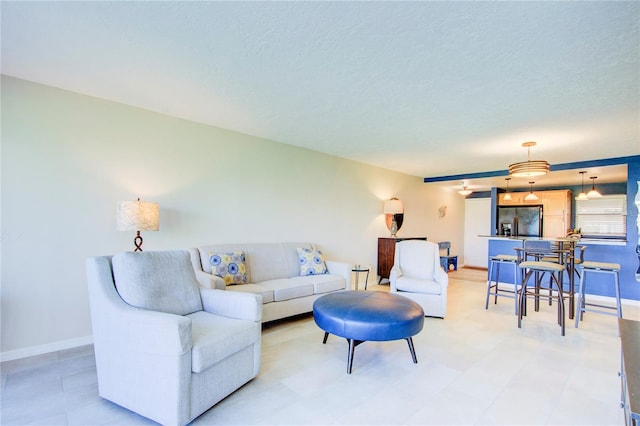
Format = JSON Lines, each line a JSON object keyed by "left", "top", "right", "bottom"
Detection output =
{"left": 297, "top": 247, "right": 328, "bottom": 276}
{"left": 209, "top": 251, "right": 247, "bottom": 285}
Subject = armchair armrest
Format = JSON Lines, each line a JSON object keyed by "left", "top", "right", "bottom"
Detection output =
{"left": 200, "top": 288, "right": 262, "bottom": 322}
{"left": 86, "top": 256, "right": 193, "bottom": 356}
{"left": 112, "top": 307, "right": 193, "bottom": 355}
{"left": 389, "top": 264, "right": 402, "bottom": 291}
{"left": 434, "top": 265, "right": 449, "bottom": 287}
{"left": 326, "top": 260, "right": 352, "bottom": 289}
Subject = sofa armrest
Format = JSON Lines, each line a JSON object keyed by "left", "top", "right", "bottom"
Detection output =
{"left": 195, "top": 270, "right": 226, "bottom": 290}
{"left": 200, "top": 288, "right": 262, "bottom": 322}
{"left": 325, "top": 260, "right": 352, "bottom": 289}
{"left": 188, "top": 248, "right": 226, "bottom": 289}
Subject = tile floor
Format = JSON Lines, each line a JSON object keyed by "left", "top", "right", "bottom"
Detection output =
{"left": 2, "top": 268, "right": 637, "bottom": 425}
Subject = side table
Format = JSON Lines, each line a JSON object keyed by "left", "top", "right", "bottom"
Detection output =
{"left": 352, "top": 267, "right": 370, "bottom": 290}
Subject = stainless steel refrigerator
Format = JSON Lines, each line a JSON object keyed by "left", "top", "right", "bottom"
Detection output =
{"left": 497, "top": 205, "right": 543, "bottom": 237}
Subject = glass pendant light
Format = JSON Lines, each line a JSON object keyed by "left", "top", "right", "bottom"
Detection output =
{"left": 503, "top": 177, "right": 512, "bottom": 201}
{"left": 524, "top": 181, "right": 539, "bottom": 201}
{"left": 587, "top": 176, "right": 602, "bottom": 198}
{"left": 575, "top": 171, "right": 589, "bottom": 201}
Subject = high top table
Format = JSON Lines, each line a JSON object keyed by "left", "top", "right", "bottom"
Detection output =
{"left": 515, "top": 239, "right": 578, "bottom": 319}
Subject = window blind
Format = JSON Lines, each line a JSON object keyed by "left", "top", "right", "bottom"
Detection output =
{"left": 575, "top": 195, "right": 627, "bottom": 237}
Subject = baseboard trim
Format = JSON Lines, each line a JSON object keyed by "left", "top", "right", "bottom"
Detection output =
{"left": 461, "top": 266, "right": 488, "bottom": 271}
{"left": 1, "top": 335, "right": 93, "bottom": 362}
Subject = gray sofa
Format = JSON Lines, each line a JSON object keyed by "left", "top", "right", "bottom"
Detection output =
{"left": 189, "top": 242, "right": 351, "bottom": 322}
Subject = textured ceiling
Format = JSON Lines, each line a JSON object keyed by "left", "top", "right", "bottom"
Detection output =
{"left": 2, "top": 1, "right": 639, "bottom": 187}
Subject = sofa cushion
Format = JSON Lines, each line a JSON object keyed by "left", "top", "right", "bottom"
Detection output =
{"left": 260, "top": 278, "right": 314, "bottom": 302}
{"left": 395, "top": 276, "right": 442, "bottom": 295}
{"left": 187, "top": 311, "right": 261, "bottom": 373}
{"left": 293, "top": 274, "right": 346, "bottom": 294}
{"left": 209, "top": 251, "right": 247, "bottom": 285}
{"left": 197, "top": 243, "right": 314, "bottom": 283}
{"left": 297, "top": 247, "right": 327, "bottom": 276}
{"left": 226, "top": 283, "right": 274, "bottom": 304}
{"left": 113, "top": 250, "right": 203, "bottom": 315}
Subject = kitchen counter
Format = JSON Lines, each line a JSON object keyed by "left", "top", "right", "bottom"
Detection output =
{"left": 484, "top": 235, "right": 637, "bottom": 301}
{"left": 480, "top": 235, "right": 627, "bottom": 246}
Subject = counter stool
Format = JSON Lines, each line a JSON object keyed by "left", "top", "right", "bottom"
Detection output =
{"left": 518, "top": 260, "right": 567, "bottom": 336}
{"left": 574, "top": 261, "right": 622, "bottom": 328}
{"left": 486, "top": 254, "right": 520, "bottom": 314}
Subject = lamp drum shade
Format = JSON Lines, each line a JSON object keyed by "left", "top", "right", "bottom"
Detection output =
{"left": 117, "top": 200, "right": 159, "bottom": 231}
{"left": 383, "top": 198, "right": 404, "bottom": 214}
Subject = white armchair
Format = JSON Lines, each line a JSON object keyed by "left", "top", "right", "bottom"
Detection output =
{"left": 389, "top": 240, "right": 449, "bottom": 318}
{"left": 86, "top": 250, "right": 262, "bottom": 426}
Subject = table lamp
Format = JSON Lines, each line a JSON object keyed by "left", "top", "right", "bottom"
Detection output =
{"left": 117, "top": 198, "right": 159, "bottom": 251}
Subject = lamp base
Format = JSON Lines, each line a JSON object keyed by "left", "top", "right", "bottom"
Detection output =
{"left": 133, "top": 231, "right": 144, "bottom": 252}
{"left": 390, "top": 219, "right": 398, "bottom": 237}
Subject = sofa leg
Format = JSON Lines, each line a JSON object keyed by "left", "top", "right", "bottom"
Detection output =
{"left": 322, "top": 332, "right": 329, "bottom": 344}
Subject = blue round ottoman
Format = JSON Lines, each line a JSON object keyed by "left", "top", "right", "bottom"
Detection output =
{"left": 313, "top": 291, "right": 424, "bottom": 374}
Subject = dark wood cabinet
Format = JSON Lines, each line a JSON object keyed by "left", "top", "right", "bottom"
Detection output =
{"left": 377, "top": 237, "right": 427, "bottom": 283}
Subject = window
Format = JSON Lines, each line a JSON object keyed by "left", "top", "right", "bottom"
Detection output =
{"left": 575, "top": 195, "right": 627, "bottom": 238}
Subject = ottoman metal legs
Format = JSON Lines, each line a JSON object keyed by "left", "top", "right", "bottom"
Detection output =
{"left": 323, "top": 332, "right": 418, "bottom": 374}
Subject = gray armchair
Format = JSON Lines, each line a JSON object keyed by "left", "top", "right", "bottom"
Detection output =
{"left": 86, "top": 250, "right": 262, "bottom": 426}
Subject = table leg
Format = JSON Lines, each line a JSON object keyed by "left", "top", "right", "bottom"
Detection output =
{"left": 406, "top": 337, "right": 418, "bottom": 363}
{"left": 569, "top": 256, "right": 575, "bottom": 319}
{"left": 346, "top": 339, "right": 364, "bottom": 374}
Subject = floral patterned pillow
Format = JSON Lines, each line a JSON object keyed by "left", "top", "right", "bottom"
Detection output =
{"left": 209, "top": 251, "right": 247, "bottom": 285}
{"left": 297, "top": 247, "right": 327, "bottom": 276}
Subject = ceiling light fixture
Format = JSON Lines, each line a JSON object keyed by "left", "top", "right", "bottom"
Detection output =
{"left": 575, "top": 171, "right": 589, "bottom": 201}
{"left": 503, "top": 177, "right": 512, "bottom": 201}
{"left": 524, "top": 181, "right": 539, "bottom": 201}
{"left": 587, "top": 176, "right": 602, "bottom": 198}
{"left": 508, "top": 141, "right": 550, "bottom": 177}
{"left": 458, "top": 186, "right": 472, "bottom": 196}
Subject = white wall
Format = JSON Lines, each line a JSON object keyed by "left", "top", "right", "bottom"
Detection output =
{"left": 0, "top": 76, "right": 465, "bottom": 359}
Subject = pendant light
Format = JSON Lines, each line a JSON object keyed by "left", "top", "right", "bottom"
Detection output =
{"left": 508, "top": 141, "right": 550, "bottom": 177}
{"left": 458, "top": 186, "right": 472, "bottom": 196}
{"left": 575, "top": 171, "right": 589, "bottom": 201}
{"left": 587, "top": 176, "right": 602, "bottom": 198}
{"left": 503, "top": 177, "right": 512, "bottom": 201}
{"left": 524, "top": 181, "right": 539, "bottom": 201}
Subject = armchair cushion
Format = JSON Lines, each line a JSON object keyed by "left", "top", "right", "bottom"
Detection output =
{"left": 112, "top": 250, "right": 203, "bottom": 316}
{"left": 188, "top": 311, "right": 261, "bottom": 373}
{"left": 395, "top": 277, "right": 442, "bottom": 295}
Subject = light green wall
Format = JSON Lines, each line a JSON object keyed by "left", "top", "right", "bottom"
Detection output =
{"left": 0, "top": 76, "right": 465, "bottom": 359}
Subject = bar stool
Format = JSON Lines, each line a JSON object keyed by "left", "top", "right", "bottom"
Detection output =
{"left": 574, "top": 261, "right": 622, "bottom": 328}
{"left": 486, "top": 254, "right": 520, "bottom": 314}
{"left": 518, "top": 260, "right": 567, "bottom": 336}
